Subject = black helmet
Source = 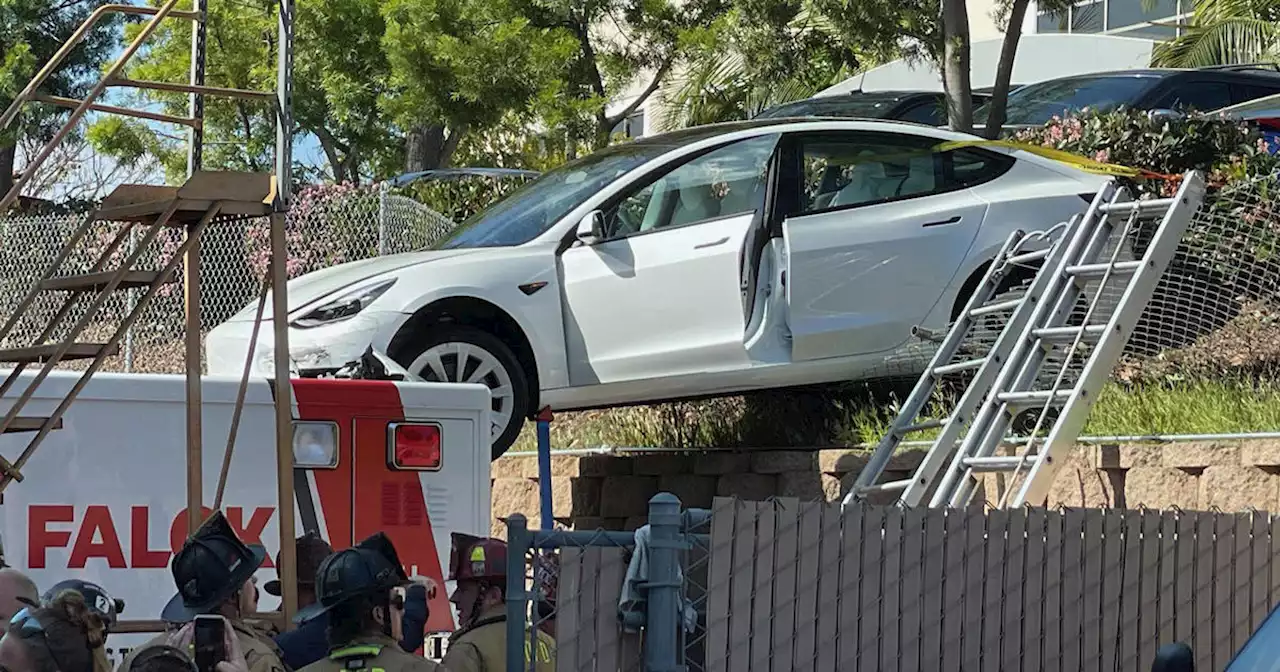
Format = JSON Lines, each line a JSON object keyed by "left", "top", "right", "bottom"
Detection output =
{"left": 41, "top": 580, "right": 125, "bottom": 632}
{"left": 294, "top": 532, "right": 407, "bottom": 624}
{"left": 160, "top": 512, "right": 267, "bottom": 623}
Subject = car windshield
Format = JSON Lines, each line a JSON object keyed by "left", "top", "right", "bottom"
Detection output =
{"left": 976, "top": 75, "right": 1162, "bottom": 125}
{"left": 757, "top": 96, "right": 903, "bottom": 119}
{"left": 432, "top": 142, "right": 675, "bottom": 249}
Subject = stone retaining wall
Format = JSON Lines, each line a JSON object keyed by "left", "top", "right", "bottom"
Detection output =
{"left": 488, "top": 441, "right": 1280, "bottom": 536}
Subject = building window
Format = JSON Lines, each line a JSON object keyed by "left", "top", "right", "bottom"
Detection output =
{"left": 611, "top": 110, "right": 647, "bottom": 139}
{"left": 1034, "top": 0, "right": 1186, "bottom": 38}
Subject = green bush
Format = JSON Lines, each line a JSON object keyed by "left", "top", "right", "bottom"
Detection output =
{"left": 394, "top": 173, "right": 535, "bottom": 223}
{"left": 1010, "top": 108, "right": 1280, "bottom": 195}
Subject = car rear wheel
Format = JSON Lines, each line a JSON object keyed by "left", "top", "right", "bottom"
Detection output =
{"left": 402, "top": 325, "right": 529, "bottom": 459}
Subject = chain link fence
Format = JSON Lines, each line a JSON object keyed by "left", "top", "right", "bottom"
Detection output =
{"left": 503, "top": 495, "right": 713, "bottom": 672}
{"left": 0, "top": 185, "right": 458, "bottom": 373}
{"left": 519, "top": 494, "right": 1280, "bottom": 672}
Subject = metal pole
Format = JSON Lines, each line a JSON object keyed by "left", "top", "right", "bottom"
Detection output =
{"left": 536, "top": 407, "right": 553, "bottom": 530}
{"left": 123, "top": 226, "right": 136, "bottom": 372}
{"left": 646, "top": 493, "right": 683, "bottom": 672}
{"left": 184, "top": 225, "right": 203, "bottom": 535}
{"left": 377, "top": 183, "right": 388, "bottom": 255}
{"left": 275, "top": 0, "right": 293, "bottom": 205}
{"left": 269, "top": 210, "right": 297, "bottom": 630}
{"left": 505, "top": 514, "right": 529, "bottom": 672}
{"left": 186, "top": 0, "right": 206, "bottom": 175}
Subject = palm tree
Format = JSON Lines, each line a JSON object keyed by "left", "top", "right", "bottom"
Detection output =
{"left": 656, "top": 7, "right": 858, "bottom": 131}
{"left": 1151, "top": 0, "right": 1280, "bottom": 67}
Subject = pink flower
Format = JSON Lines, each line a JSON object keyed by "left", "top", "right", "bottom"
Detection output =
{"left": 1094, "top": 149, "right": 1110, "bottom": 164}
{"left": 1259, "top": 138, "right": 1271, "bottom": 154}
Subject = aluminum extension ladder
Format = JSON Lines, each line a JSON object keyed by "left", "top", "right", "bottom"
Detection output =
{"left": 845, "top": 171, "right": 1206, "bottom": 509}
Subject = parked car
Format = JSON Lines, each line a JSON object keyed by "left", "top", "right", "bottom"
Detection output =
{"left": 976, "top": 65, "right": 1280, "bottom": 133}
{"left": 205, "top": 118, "right": 1107, "bottom": 457}
{"left": 1209, "top": 92, "right": 1280, "bottom": 153}
{"left": 756, "top": 90, "right": 992, "bottom": 126}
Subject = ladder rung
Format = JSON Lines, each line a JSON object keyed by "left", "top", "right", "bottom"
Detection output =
{"left": 933, "top": 357, "right": 987, "bottom": 376}
{"left": 969, "top": 297, "right": 1023, "bottom": 318}
{"left": 1065, "top": 260, "right": 1143, "bottom": 279}
{"left": 41, "top": 270, "right": 172, "bottom": 292}
{"left": 855, "top": 479, "right": 913, "bottom": 495}
{"left": 1098, "top": 198, "right": 1175, "bottom": 215}
{"left": 1032, "top": 324, "right": 1108, "bottom": 344}
{"left": 2, "top": 417, "right": 64, "bottom": 433}
{"left": 899, "top": 418, "right": 947, "bottom": 434}
{"left": 0, "top": 343, "right": 119, "bottom": 363}
{"left": 963, "top": 455, "right": 1031, "bottom": 472}
{"left": 996, "top": 389, "right": 1073, "bottom": 408}
{"left": 1007, "top": 248, "right": 1051, "bottom": 265}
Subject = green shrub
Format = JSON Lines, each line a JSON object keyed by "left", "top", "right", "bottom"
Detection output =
{"left": 1010, "top": 108, "right": 1280, "bottom": 195}
{"left": 394, "top": 174, "right": 535, "bottom": 223}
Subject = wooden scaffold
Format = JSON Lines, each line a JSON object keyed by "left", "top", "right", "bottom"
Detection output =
{"left": 0, "top": 0, "right": 302, "bottom": 632}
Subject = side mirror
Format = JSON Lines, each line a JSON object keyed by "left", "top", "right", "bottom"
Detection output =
{"left": 1148, "top": 108, "right": 1184, "bottom": 121}
{"left": 575, "top": 210, "right": 605, "bottom": 244}
{"left": 1151, "top": 642, "right": 1194, "bottom": 672}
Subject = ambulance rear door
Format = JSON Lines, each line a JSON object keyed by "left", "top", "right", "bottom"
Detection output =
{"left": 290, "top": 378, "right": 491, "bottom": 637}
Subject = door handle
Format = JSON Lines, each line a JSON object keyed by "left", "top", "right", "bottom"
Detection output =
{"left": 922, "top": 215, "right": 962, "bottom": 228}
{"left": 694, "top": 236, "right": 730, "bottom": 249}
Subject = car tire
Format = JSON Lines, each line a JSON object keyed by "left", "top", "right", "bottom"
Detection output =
{"left": 398, "top": 325, "right": 529, "bottom": 460}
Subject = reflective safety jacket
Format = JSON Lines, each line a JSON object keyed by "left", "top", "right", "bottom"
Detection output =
{"left": 296, "top": 634, "right": 441, "bottom": 672}
{"left": 440, "top": 606, "right": 554, "bottom": 672}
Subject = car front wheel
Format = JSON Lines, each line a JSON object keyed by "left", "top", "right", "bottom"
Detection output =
{"left": 401, "top": 325, "right": 529, "bottom": 459}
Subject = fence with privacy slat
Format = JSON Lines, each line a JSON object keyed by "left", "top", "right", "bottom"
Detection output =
{"left": 703, "top": 497, "right": 1280, "bottom": 672}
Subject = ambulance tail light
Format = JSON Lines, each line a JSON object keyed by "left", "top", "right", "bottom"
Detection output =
{"left": 292, "top": 421, "right": 339, "bottom": 468}
{"left": 389, "top": 422, "right": 442, "bottom": 470}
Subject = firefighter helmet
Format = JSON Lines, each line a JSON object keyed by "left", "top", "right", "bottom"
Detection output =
{"left": 41, "top": 579, "right": 125, "bottom": 632}
{"left": 447, "top": 533, "right": 507, "bottom": 584}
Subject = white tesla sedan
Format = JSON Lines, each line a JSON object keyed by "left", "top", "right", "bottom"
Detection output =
{"left": 206, "top": 118, "right": 1105, "bottom": 457}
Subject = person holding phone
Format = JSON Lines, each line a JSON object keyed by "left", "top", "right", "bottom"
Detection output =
{"left": 118, "top": 512, "right": 287, "bottom": 672}
{"left": 292, "top": 533, "right": 439, "bottom": 672}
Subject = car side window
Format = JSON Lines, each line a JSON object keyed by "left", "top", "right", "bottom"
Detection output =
{"left": 601, "top": 134, "right": 778, "bottom": 239}
{"left": 948, "top": 148, "right": 1015, "bottom": 187}
{"left": 1156, "top": 81, "right": 1233, "bottom": 112}
{"left": 794, "top": 132, "right": 1015, "bottom": 215}
{"left": 898, "top": 102, "right": 944, "bottom": 125}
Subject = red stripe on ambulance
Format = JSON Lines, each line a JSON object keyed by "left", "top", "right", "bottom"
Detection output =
{"left": 291, "top": 379, "right": 453, "bottom": 633}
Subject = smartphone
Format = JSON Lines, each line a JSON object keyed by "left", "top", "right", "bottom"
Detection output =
{"left": 193, "top": 615, "right": 226, "bottom": 672}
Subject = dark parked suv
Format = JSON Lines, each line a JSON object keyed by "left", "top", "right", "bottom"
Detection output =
{"left": 756, "top": 90, "right": 992, "bottom": 126}
{"left": 976, "top": 64, "right": 1280, "bottom": 131}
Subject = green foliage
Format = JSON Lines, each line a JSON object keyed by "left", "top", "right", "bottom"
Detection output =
{"left": 382, "top": 0, "right": 574, "bottom": 137}
{"left": 89, "top": 0, "right": 280, "bottom": 181}
{"left": 1151, "top": 0, "right": 1280, "bottom": 67}
{"left": 1011, "top": 108, "right": 1280, "bottom": 192}
{"left": 396, "top": 174, "right": 535, "bottom": 222}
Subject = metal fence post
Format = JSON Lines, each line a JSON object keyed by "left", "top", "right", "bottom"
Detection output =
{"left": 506, "top": 513, "right": 530, "bottom": 672}
{"left": 377, "top": 182, "right": 388, "bottom": 256}
{"left": 646, "top": 493, "right": 683, "bottom": 672}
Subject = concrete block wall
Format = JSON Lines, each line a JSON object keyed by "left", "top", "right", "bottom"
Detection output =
{"left": 487, "top": 440, "right": 1280, "bottom": 535}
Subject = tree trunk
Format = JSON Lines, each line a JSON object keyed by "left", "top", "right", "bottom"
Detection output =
{"left": 941, "top": 0, "right": 974, "bottom": 134}
{"left": 983, "top": 0, "right": 1031, "bottom": 139}
{"left": 0, "top": 142, "right": 15, "bottom": 212}
{"left": 405, "top": 125, "right": 465, "bottom": 172}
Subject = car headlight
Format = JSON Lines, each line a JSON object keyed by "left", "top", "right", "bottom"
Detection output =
{"left": 292, "top": 278, "right": 397, "bottom": 328}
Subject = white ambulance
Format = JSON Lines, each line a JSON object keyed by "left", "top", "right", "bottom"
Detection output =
{"left": 0, "top": 365, "right": 492, "bottom": 666}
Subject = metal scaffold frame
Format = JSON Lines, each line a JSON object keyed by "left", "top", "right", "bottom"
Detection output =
{"left": 0, "top": 0, "right": 300, "bottom": 631}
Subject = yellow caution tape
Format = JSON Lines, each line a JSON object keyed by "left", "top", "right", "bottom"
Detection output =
{"left": 933, "top": 139, "right": 1143, "bottom": 178}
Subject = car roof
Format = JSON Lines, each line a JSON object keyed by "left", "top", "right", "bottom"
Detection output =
{"left": 1025, "top": 66, "right": 1280, "bottom": 84}
{"left": 634, "top": 117, "right": 962, "bottom": 148}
